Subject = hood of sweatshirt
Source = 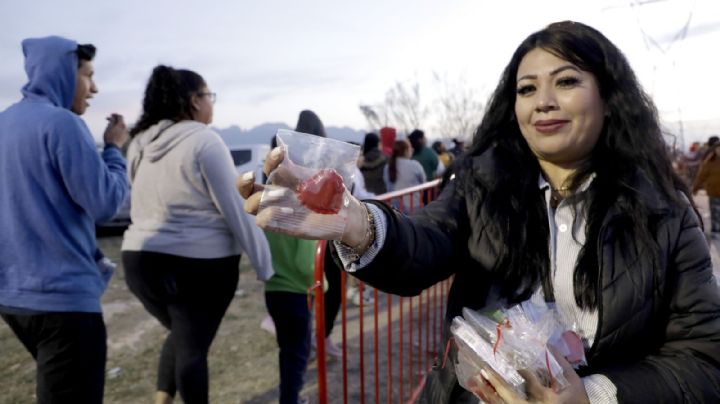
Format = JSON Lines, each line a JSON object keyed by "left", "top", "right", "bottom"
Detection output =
{"left": 136, "top": 120, "right": 203, "bottom": 163}
{"left": 362, "top": 148, "right": 387, "bottom": 170}
{"left": 21, "top": 36, "right": 78, "bottom": 109}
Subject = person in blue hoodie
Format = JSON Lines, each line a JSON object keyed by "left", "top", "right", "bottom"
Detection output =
{"left": 0, "top": 36, "right": 129, "bottom": 403}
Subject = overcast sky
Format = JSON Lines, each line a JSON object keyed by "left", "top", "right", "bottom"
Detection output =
{"left": 1, "top": 0, "right": 718, "bottom": 145}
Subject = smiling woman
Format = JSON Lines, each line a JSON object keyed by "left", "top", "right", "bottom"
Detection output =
{"left": 514, "top": 49, "right": 606, "bottom": 176}
{"left": 239, "top": 20, "right": 720, "bottom": 403}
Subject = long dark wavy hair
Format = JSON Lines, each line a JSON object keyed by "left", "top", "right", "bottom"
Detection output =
{"left": 455, "top": 21, "right": 691, "bottom": 309}
{"left": 130, "top": 65, "right": 206, "bottom": 137}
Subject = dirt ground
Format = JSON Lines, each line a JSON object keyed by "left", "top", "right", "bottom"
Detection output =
{"left": 0, "top": 234, "right": 289, "bottom": 404}
{"left": 0, "top": 233, "right": 439, "bottom": 404}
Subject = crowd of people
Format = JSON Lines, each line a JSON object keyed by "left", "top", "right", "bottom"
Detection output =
{"left": 0, "top": 34, "right": 459, "bottom": 404}
{"left": 690, "top": 136, "right": 720, "bottom": 237}
{"left": 2, "top": 19, "right": 720, "bottom": 404}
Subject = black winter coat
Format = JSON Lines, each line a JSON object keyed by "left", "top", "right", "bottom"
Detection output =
{"left": 348, "top": 151, "right": 720, "bottom": 403}
{"left": 360, "top": 148, "right": 388, "bottom": 195}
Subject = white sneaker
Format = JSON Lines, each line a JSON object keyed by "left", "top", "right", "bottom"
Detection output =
{"left": 346, "top": 286, "right": 359, "bottom": 306}
{"left": 347, "top": 286, "right": 374, "bottom": 306}
{"left": 260, "top": 315, "right": 276, "bottom": 336}
{"left": 325, "top": 337, "right": 342, "bottom": 358}
{"left": 353, "top": 288, "right": 374, "bottom": 306}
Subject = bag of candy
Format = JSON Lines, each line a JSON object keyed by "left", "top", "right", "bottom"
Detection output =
{"left": 493, "top": 303, "right": 570, "bottom": 390}
{"left": 258, "top": 129, "right": 360, "bottom": 239}
{"left": 451, "top": 316, "right": 528, "bottom": 399}
{"left": 453, "top": 301, "right": 574, "bottom": 399}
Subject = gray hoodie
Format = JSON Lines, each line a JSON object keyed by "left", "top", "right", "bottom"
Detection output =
{"left": 122, "top": 119, "right": 273, "bottom": 280}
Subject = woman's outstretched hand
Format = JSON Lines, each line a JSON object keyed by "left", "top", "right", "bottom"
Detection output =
{"left": 237, "top": 147, "right": 370, "bottom": 246}
{"left": 236, "top": 147, "right": 284, "bottom": 210}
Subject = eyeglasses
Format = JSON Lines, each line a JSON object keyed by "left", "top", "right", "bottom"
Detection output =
{"left": 197, "top": 92, "right": 217, "bottom": 104}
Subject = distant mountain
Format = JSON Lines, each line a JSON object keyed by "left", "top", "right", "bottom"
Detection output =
{"left": 327, "top": 126, "right": 369, "bottom": 144}
{"left": 214, "top": 122, "right": 290, "bottom": 146}
{"left": 214, "top": 123, "right": 366, "bottom": 146}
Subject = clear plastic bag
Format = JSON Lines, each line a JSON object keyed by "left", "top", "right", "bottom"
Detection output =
{"left": 257, "top": 129, "right": 360, "bottom": 239}
{"left": 518, "top": 301, "right": 588, "bottom": 372}
{"left": 550, "top": 325, "right": 588, "bottom": 369}
{"left": 497, "top": 304, "right": 569, "bottom": 391}
{"left": 453, "top": 301, "right": 574, "bottom": 399}
{"left": 451, "top": 316, "right": 527, "bottom": 400}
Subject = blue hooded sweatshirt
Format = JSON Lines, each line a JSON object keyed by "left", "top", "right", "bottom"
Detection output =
{"left": 0, "top": 36, "right": 128, "bottom": 313}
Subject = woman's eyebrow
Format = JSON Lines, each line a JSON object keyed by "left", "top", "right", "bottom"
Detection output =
{"left": 517, "top": 65, "right": 581, "bottom": 82}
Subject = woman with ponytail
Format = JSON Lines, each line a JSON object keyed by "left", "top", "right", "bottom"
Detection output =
{"left": 240, "top": 21, "right": 720, "bottom": 403}
{"left": 122, "top": 65, "right": 273, "bottom": 404}
{"left": 383, "top": 138, "right": 426, "bottom": 211}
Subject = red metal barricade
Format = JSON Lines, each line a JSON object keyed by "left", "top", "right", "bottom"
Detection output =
{"left": 312, "top": 180, "right": 452, "bottom": 403}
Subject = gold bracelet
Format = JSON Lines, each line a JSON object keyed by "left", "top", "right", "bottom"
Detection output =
{"left": 342, "top": 203, "right": 376, "bottom": 261}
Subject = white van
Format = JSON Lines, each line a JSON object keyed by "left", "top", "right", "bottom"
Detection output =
{"left": 228, "top": 144, "right": 270, "bottom": 181}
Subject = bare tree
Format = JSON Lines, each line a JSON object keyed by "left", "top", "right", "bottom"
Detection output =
{"left": 360, "top": 74, "right": 483, "bottom": 139}
{"left": 384, "top": 80, "right": 427, "bottom": 134}
{"left": 358, "top": 104, "right": 387, "bottom": 130}
{"left": 432, "top": 72, "right": 484, "bottom": 140}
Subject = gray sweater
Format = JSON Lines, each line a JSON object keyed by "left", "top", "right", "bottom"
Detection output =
{"left": 383, "top": 157, "right": 426, "bottom": 209}
{"left": 122, "top": 120, "right": 273, "bottom": 280}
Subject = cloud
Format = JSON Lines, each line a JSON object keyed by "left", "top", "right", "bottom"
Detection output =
{"left": 657, "top": 21, "right": 720, "bottom": 43}
{"left": 210, "top": 65, "right": 356, "bottom": 105}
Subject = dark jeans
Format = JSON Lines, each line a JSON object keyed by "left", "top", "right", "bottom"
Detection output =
{"left": 323, "top": 249, "right": 341, "bottom": 337}
{"left": 122, "top": 251, "right": 240, "bottom": 404}
{"left": 265, "top": 291, "right": 312, "bottom": 404}
{"left": 710, "top": 196, "right": 720, "bottom": 233}
{"left": 1, "top": 312, "right": 106, "bottom": 404}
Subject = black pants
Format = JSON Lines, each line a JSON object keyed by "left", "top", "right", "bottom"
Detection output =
{"left": 122, "top": 251, "right": 240, "bottom": 404}
{"left": 1, "top": 312, "right": 106, "bottom": 404}
{"left": 265, "top": 291, "right": 312, "bottom": 404}
{"left": 710, "top": 196, "right": 720, "bottom": 233}
{"left": 323, "top": 248, "right": 342, "bottom": 338}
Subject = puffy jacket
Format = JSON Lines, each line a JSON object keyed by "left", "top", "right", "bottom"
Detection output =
{"left": 348, "top": 149, "right": 720, "bottom": 403}
{"left": 361, "top": 148, "right": 388, "bottom": 195}
{"left": 693, "top": 153, "right": 720, "bottom": 198}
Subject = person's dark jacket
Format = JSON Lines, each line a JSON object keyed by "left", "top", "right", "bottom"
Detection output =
{"left": 360, "top": 148, "right": 388, "bottom": 194}
{"left": 347, "top": 148, "right": 720, "bottom": 403}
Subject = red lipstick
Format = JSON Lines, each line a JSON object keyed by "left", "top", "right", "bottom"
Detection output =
{"left": 534, "top": 119, "right": 568, "bottom": 133}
